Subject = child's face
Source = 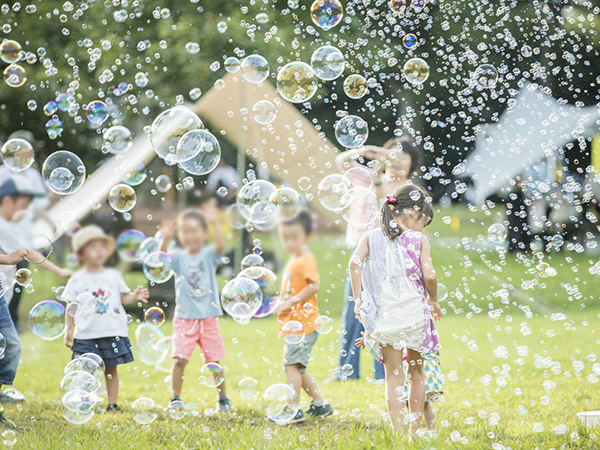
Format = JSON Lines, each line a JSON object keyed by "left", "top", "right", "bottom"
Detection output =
{"left": 80, "top": 239, "right": 110, "bottom": 267}
{"left": 278, "top": 223, "right": 310, "bottom": 255}
{"left": 2, "top": 195, "right": 32, "bottom": 221}
{"left": 384, "top": 151, "right": 412, "bottom": 180}
{"left": 177, "top": 217, "right": 207, "bottom": 253}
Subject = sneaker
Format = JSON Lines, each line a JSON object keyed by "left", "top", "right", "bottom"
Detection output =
{"left": 217, "top": 396, "right": 232, "bottom": 413}
{"left": 306, "top": 403, "right": 333, "bottom": 418}
{"left": 169, "top": 396, "right": 183, "bottom": 406}
{"left": 106, "top": 403, "right": 122, "bottom": 412}
{"left": 0, "top": 389, "right": 25, "bottom": 404}
{"left": 268, "top": 406, "right": 306, "bottom": 424}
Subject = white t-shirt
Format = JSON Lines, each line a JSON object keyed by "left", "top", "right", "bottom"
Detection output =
{"left": 63, "top": 268, "right": 131, "bottom": 340}
{"left": 0, "top": 215, "right": 18, "bottom": 302}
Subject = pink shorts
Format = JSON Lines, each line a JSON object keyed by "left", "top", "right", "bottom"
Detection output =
{"left": 172, "top": 316, "right": 227, "bottom": 363}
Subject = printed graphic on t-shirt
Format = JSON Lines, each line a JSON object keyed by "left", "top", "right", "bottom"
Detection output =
{"left": 183, "top": 261, "right": 206, "bottom": 295}
{"left": 90, "top": 288, "right": 121, "bottom": 316}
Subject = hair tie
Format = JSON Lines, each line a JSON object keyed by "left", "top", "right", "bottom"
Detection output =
{"left": 386, "top": 195, "right": 397, "bottom": 204}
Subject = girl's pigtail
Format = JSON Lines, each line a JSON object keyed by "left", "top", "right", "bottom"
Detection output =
{"left": 380, "top": 198, "right": 402, "bottom": 239}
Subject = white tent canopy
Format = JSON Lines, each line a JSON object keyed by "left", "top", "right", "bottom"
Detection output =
{"left": 463, "top": 83, "right": 600, "bottom": 204}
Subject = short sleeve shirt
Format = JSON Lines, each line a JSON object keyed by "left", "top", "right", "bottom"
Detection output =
{"left": 0, "top": 216, "right": 19, "bottom": 301}
{"left": 277, "top": 251, "right": 321, "bottom": 337}
{"left": 63, "top": 268, "right": 131, "bottom": 340}
{"left": 170, "top": 245, "right": 223, "bottom": 320}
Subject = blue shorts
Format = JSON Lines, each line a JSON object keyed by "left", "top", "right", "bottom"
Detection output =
{"left": 0, "top": 295, "right": 21, "bottom": 385}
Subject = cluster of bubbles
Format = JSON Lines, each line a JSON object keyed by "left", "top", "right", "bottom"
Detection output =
{"left": 59, "top": 353, "right": 105, "bottom": 424}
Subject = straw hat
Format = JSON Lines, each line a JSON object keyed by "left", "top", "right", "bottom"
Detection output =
{"left": 72, "top": 225, "right": 116, "bottom": 254}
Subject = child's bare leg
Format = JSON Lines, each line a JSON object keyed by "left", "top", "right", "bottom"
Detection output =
{"left": 424, "top": 401, "right": 436, "bottom": 430}
{"left": 381, "top": 345, "right": 405, "bottom": 433}
{"left": 406, "top": 349, "right": 425, "bottom": 435}
{"left": 171, "top": 358, "right": 188, "bottom": 397}
{"left": 212, "top": 361, "right": 227, "bottom": 396}
{"left": 105, "top": 367, "right": 118, "bottom": 404}
{"left": 284, "top": 364, "right": 302, "bottom": 404}
{"left": 301, "top": 372, "right": 324, "bottom": 403}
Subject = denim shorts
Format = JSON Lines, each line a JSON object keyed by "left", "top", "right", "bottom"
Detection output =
{"left": 0, "top": 295, "right": 21, "bottom": 385}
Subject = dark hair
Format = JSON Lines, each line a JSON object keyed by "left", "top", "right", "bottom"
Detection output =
{"left": 380, "top": 184, "right": 433, "bottom": 239}
{"left": 1, "top": 193, "right": 32, "bottom": 203}
{"left": 178, "top": 208, "right": 207, "bottom": 230}
{"left": 383, "top": 136, "right": 422, "bottom": 177}
{"left": 280, "top": 209, "right": 314, "bottom": 235}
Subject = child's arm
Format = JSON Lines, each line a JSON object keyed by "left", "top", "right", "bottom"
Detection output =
{"left": 0, "top": 249, "right": 28, "bottom": 266}
{"left": 420, "top": 235, "right": 442, "bottom": 321}
{"left": 158, "top": 220, "right": 177, "bottom": 253}
{"left": 64, "top": 308, "right": 74, "bottom": 348}
{"left": 203, "top": 200, "right": 225, "bottom": 256}
{"left": 274, "top": 281, "right": 320, "bottom": 313}
{"left": 29, "top": 249, "right": 72, "bottom": 279}
{"left": 121, "top": 286, "right": 150, "bottom": 305}
{"left": 349, "top": 233, "right": 370, "bottom": 316}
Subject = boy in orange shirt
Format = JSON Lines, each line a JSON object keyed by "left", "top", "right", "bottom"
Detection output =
{"left": 274, "top": 210, "right": 333, "bottom": 423}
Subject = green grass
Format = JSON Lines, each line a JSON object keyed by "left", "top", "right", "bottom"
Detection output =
{"left": 3, "top": 205, "right": 600, "bottom": 449}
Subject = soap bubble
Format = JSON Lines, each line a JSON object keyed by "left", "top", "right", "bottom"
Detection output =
{"left": 389, "top": 0, "right": 406, "bottom": 13}
{"left": 282, "top": 320, "right": 305, "bottom": 345}
{"left": 154, "top": 337, "right": 173, "bottom": 373}
{"left": 45, "top": 118, "right": 63, "bottom": 139}
{"left": 318, "top": 174, "right": 353, "bottom": 212}
{"left": 43, "top": 101, "right": 58, "bottom": 116}
{"left": 0, "top": 40, "right": 21, "bottom": 63}
{"left": 85, "top": 100, "right": 108, "bottom": 125}
{"left": 59, "top": 371, "right": 100, "bottom": 404}
{"left": 311, "top": 46, "right": 345, "bottom": 81}
{"left": 144, "top": 307, "right": 165, "bottom": 327}
{"left": 116, "top": 229, "right": 146, "bottom": 262}
{"left": 221, "top": 277, "right": 263, "bottom": 320}
{"left": 143, "top": 251, "right": 174, "bottom": 284}
{"left": 224, "top": 56, "right": 240, "bottom": 73}
{"left": 135, "top": 323, "right": 168, "bottom": 366}
{"left": 63, "top": 409, "right": 94, "bottom": 425}
{"left": 29, "top": 300, "right": 65, "bottom": 340}
{"left": 252, "top": 100, "right": 277, "bottom": 125}
{"left": 108, "top": 184, "right": 137, "bottom": 213}
{"left": 335, "top": 115, "right": 369, "bottom": 149}
{"left": 75, "top": 293, "right": 98, "bottom": 315}
{"left": 315, "top": 315, "right": 334, "bottom": 334}
{"left": 42, "top": 151, "right": 86, "bottom": 195}
{"left": 0, "top": 332, "right": 5, "bottom": 359}
{"left": 343, "top": 74, "right": 368, "bottom": 99}
{"left": 139, "top": 237, "right": 161, "bottom": 261}
{"left": 263, "top": 383, "right": 299, "bottom": 425}
{"left": 276, "top": 62, "right": 318, "bottom": 104}
{"left": 24, "top": 235, "right": 53, "bottom": 264}
{"left": 487, "top": 223, "right": 507, "bottom": 244}
{"left": 345, "top": 166, "right": 374, "bottom": 190}
{"left": 473, "top": 64, "right": 499, "bottom": 89}
{"left": 132, "top": 397, "right": 158, "bottom": 425}
{"left": 14, "top": 268, "right": 32, "bottom": 286}
{"left": 150, "top": 107, "right": 204, "bottom": 164}
{"left": 241, "top": 55, "right": 269, "bottom": 84}
{"left": 310, "top": 0, "right": 343, "bottom": 31}
{"left": 102, "top": 126, "right": 133, "bottom": 155}
{"left": 237, "top": 180, "right": 278, "bottom": 224}
{"left": 298, "top": 177, "right": 312, "bottom": 191}
{"left": 226, "top": 203, "right": 250, "bottom": 229}
{"left": 199, "top": 362, "right": 224, "bottom": 387}
{"left": 268, "top": 187, "right": 304, "bottom": 220}
{"left": 4, "top": 64, "right": 26, "bottom": 87}
{"left": 438, "top": 283, "right": 448, "bottom": 302}
{"left": 61, "top": 388, "right": 96, "bottom": 414}
{"left": 119, "top": 159, "right": 147, "bottom": 187}
{"left": 64, "top": 354, "right": 105, "bottom": 381}
{"left": 552, "top": 234, "right": 564, "bottom": 248}
{"left": 238, "top": 266, "right": 279, "bottom": 318}
{"left": 155, "top": 174, "right": 172, "bottom": 193}
{"left": 403, "top": 58, "right": 430, "bottom": 85}
{"left": 238, "top": 377, "right": 259, "bottom": 400}
{"left": 167, "top": 399, "right": 186, "bottom": 420}
{"left": 56, "top": 93, "right": 74, "bottom": 111}
{"left": 1, "top": 138, "right": 34, "bottom": 172}
{"left": 403, "top": 33, "right": 418, "bottom": 49}
{"left": 1, "top": 429, "right": 17, "bottom": 446}
{"left": 341, "top": 363, "right": 354, "bottom": 378}
{"left": 240, "top": 253, "right": 265, "bottom": 270}
{"left": 178, "top": 130, "right": 221, "bottom": 176}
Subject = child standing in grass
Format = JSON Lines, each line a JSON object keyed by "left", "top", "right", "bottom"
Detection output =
{"left": 158, "top": 200, "right": 231, "bottom": 412}
{"left": 63, "top": 225, "right": 149, "bottom": 412}
{"left": 352, "top": 184, "right": 442, "bottom": 436}
{"left": 274, "top": 210, "right": 333, "bottom": 423}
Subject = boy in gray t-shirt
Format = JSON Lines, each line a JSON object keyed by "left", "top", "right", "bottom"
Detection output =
{"left": 159, "top": 200, "right": 230, "bottom": 412}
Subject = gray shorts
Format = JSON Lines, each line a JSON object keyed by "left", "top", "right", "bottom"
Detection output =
{"left": 283, "top": 331, "right": 318, "bottom": 373}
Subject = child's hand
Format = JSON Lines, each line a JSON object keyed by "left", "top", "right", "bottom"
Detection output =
{"left": 158, "top": 220, "right": 177, "bottom": 240}
{"left": 4, "top": 248, "right": 28, "bottom": 265}
{"left": 353, "top": 297, "right": 363, "bottom": 317}
{"left": 64, "top": 329, "right": 73, "bottom": 348}
{"left": 202, "top": 199, "right": 219, "bottom": 224}
{"left": 133, "top": 286, "right": 150, "bottom": 303}
{"left": 60, "top": 269, "right": 73, "bottom": 279}
{"left": 355, "top": 331, "right": 366, "bottom": 349}
{"left": 429, "top": 301, "right": 443, "bottom": 321}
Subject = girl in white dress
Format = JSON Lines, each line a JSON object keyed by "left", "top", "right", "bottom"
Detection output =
{"left": 351, "top": 184, "right": 442, "bottom": 436}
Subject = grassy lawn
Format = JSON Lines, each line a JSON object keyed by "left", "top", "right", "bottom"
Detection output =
{"left": 3, "top": 205, "right": 600, "bottom": 449}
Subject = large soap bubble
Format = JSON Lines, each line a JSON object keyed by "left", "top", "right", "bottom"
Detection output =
{"left": 132, "top": 397, "right": 158, "bottom": 425}
{"left": 199, "top": 362, "right": 224, "bottom": 388}
{"left": 0, "top": 40, "right": 21, "bottom": 63}
{"left": 403, "top": 57, "right": 430, "bottom": 85}
{"left": 268, "top": 187, "right": 304, "bottom": 220}
{"left": 103, "top": 126, "right": 133, "bottom": 155}
{"left": 238, "top": 377, "right": 259, "bottom": 400}
{"left": 282, "top": 320, "right": 305, "bottom": 345}
{"left": 310, "top": 0, "right": 343, "bottom": 31}
{"left": 335, "top": 115, "right": 369, "bottom": 149}
{"left": 116, "top": 229, "right": 146, "bottom": 262}
{"left": 1, "top": 138, "right": 34, "bottom": 172}
{"left": 150, "top": 107, "right": 204, "bottom": 164}
{"left": 143, "top": 251, "right": 174, "bottom": 284}
{"left": 178, "top": 129, "right": 221, "bottom": 176}
{"left": 63, "top": 409, "right": 94, "bottom": 425}
{"left": 341, "top": 187, "right": 380, "bottom": 227}
{"left": 29, "top": 300, "right": 65, "bottom": 340}
{"left": 343, "top": 74, "right": 368, "bottom": 99}
{"left": 238, "top": 266, "right": 279, "bottom": 318}
{"left": 487, "top": 223, "right": 507, "bottom": 244}
{"left": 237, "top": 180, "right": 278, "bottom": 224}
{"left": 241, "top": 55, "right": 270, "bottom": 84}
{"left": 4, "top": 64, "right": 26, "bottom": 88}
{"left": 119, "top": 159, "right": 147, "bottom": 187}
{"left": 473, "top": 64, "right": 499, "bottom": 89}
{"left": 64, "top": 354, "right": 105, "bottom": 382}
{"left": 221, "top": 277, "right": 263, "bottom": 320}
{"left": 317, "top": 174, "right": 353, "bottom": 212}
{"left": 252, "top": 100, "right": 277, "bottom": 125}
{"left": 108, "top": 184, "right": 137, "bottom": 213}
{"left": 85, "top": 100, "right": 108, "bottom": 125}
{"left": 42, "top": 151, "right": 86, "bottom": 195}
{"left": 311, "top": 46, "right": 345, "bottom": 81}
{"left": 276, "top": 62, "right": 318, "bottom": 104}
{"left": 262, "top": 383, "right": 299, "bottom": 425}
{"left": 135, "top": 323, "right": 168, "bottom": 366}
